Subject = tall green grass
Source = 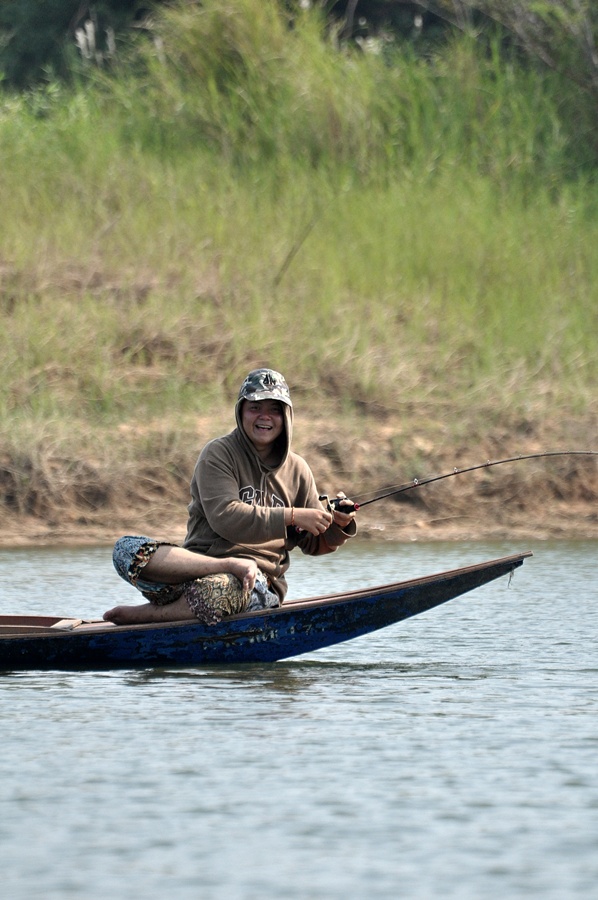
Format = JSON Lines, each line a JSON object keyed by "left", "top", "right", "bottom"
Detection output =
{"left": 0, "top": 0, "right": 596, "bottom": 457}
{"left": 103, "top": 0, "right": 595, "bottom": 181}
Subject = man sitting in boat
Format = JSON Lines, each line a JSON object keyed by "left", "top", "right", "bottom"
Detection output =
{"left": 104, "top": 368, "right": 357, "bottom": 626}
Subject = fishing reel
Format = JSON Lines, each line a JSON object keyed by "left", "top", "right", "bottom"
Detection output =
{"left": 319, "top": 494, "right": 359, "bottom": 514}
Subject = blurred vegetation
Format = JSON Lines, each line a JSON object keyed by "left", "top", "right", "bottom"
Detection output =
{"left": 0, "top": 0, "right": 596, "bottom": 534}
{"left": 2, "top": 1, "right": 598, "bottom": 99}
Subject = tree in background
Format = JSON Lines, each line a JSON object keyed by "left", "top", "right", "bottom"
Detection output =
{"left": 1, "top": 1, "right": 440, "bottom": 88}
{"left": 0, "top": 0, "right": 148, "bottom": 87}
{"left": 1, "top": 0, "right": 597, "bottom": 108}
{"left": 421, "top": 1, "right": 598, "bottom": 102}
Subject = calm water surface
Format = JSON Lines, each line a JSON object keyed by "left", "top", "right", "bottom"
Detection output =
{"left": 0, "top": 540, "right": 597, "bottom": 899}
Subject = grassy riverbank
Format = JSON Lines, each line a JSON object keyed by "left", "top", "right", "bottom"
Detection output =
{"left": 0, "top": 0, "right": 596, "bottom": 544}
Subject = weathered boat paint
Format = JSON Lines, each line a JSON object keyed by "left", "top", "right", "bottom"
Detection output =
{"left": 0, "top": 552, "right": 531, "bottom": 671}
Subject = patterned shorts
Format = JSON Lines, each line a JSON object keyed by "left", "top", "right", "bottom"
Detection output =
{"left": 112, "top": 535, "right": 280, "bottom": 626}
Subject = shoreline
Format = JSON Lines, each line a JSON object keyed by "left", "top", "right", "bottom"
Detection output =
{"left": 2, "top": 500, "right": 596, "bottom": 548}
{"left": 1, "top": 418, "right": 596, "bottom": 549}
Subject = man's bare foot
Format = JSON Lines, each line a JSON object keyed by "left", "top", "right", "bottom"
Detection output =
{"left": 103, "top": 596, "right": 194, "bottom": 625}
{"left": 103, "top": 604, "right": 151, "bottom": 625}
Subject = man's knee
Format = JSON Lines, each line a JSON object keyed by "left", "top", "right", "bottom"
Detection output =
{"left": 112, "top": 535, "right": 155, "bottom": 585}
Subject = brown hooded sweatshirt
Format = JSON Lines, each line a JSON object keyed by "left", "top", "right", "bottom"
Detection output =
{"left": 184, "top": 397, "right": 356, "bottom": 599}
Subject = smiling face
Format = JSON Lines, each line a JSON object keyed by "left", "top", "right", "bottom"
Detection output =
{"left": 241, "top": 399, "right": 285, "bottom": 461}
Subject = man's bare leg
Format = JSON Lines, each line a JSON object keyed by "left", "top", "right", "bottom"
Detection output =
{"left": 103, "top": 550, "right": 258, "bottom": 624}
{"left": 142, "top": 546, "right": 258, "bottom": 592}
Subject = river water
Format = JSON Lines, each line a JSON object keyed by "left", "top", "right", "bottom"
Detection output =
{"left": 0, "top": 540, "right": 597, "bottom": 899}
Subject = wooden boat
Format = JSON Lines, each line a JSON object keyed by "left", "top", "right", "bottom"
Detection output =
{"left": 0, "top": 552, "right": 531, "bottom": 671}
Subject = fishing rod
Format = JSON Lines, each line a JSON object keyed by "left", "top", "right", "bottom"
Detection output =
{"left": 321, "top": 450, "right": 598, "bottom": 513}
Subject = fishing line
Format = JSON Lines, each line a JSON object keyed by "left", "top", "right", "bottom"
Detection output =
{"left": 323, "top": 450, "right": 598, "bottom": 512}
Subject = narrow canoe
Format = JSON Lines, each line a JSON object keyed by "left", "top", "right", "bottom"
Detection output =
{"left": 0, "top": 551, "right": 531, "bottom": 671}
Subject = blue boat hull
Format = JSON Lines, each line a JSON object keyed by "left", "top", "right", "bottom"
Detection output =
{"left": 0, "top": 553, "right": 531, "bottom": 671}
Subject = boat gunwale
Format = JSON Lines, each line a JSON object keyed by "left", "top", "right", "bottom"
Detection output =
{"left": 0, "top": 551, "right": 532, "bottom": 639}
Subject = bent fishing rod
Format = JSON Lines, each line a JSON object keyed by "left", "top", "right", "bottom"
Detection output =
{"left": 321, "top": 450, "right": 598, "bottom": 513}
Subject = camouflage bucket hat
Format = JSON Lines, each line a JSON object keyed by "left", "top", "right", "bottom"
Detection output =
{"left": 238, "top": 369, "right": 292, "bottom": 407}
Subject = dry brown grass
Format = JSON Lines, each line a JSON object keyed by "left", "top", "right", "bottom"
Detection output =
{"left": 1, "top": 406, "right": 596, "bottom": 547}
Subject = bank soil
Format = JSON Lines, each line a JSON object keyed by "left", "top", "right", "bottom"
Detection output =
{"left": 1, "top": 417, "right": 596, "bottom": 547}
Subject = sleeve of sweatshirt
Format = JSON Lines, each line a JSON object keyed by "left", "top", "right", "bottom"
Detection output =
{"left": 196, "top": 443, "right": 287, "bottom": 544}
{"left": 288, "top": 460, "right": 358, "bottom": 557}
